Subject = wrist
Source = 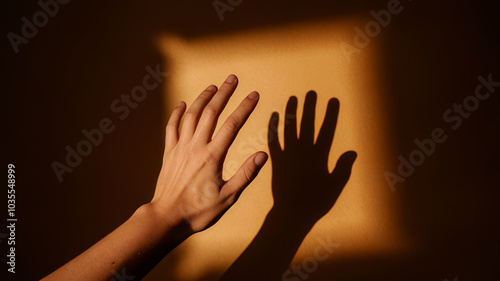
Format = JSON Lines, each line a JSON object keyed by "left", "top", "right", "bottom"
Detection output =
{"left": 267, "top": 206, "right": 317, "bottom": 234}
{"left": 135, "top": 203, "right": 193, "bottom": 242}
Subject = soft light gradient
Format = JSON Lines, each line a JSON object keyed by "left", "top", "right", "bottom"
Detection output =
{"left": 157, "top": 17, "right": 411, "bottom": 280}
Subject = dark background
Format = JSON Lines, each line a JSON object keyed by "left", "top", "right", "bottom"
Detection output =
{"left": 2, "top": 0, "right": 500, "bottom": 280}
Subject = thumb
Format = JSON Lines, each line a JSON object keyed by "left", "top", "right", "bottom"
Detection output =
{"left": 220, "top": 152, "right": 268, "bottom": 205}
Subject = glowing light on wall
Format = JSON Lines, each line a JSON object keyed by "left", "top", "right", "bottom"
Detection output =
{"left": 155, "top": 17, "right": 411, "bottom": 281}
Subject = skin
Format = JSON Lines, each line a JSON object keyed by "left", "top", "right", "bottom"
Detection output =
{"left": 42, "top": 74, "right": 268, "bottom": 281}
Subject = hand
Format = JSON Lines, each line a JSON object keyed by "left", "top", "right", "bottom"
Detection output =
{"left": 221, "top": 92, "right": 357, "bottom": 281}
{"left": 268, "top": 91, "right": 356, "bottom": 224}
{"left": 43, "top": 76, "right": 268, "bottom": 281}
{"left": 148, "top": 74, "right": 268, "bottom": 233}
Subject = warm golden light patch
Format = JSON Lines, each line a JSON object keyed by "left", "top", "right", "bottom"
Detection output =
{"left": 156, "top": 17, "right": 411, "bottom": 281}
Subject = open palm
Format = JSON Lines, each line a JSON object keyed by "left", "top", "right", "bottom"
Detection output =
{"left": 268, "top": 91, "right": 357, "bottom": 224}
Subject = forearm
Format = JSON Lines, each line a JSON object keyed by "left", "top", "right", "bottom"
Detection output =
{"left": 43, "top": 204, "right": 191, "bottom": 281}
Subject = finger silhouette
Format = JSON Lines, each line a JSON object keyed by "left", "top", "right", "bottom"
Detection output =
{"left": 284, "top": 96, "right": 298, "bottom": 149}
{"left": 268, "top": 112, "right": 282, "bottom": 155}
{"left": 316, "top": 98, "right": 340, "bottom": 164}
{"left": 299, "top": 91, "right": 316, "bottom": 144}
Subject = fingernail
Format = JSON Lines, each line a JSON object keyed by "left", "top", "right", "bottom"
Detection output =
{"left": 247, "top": 91, "right": 259, "bottom": 100}
{"left": 225, "top": 74, "right": 237, "bottom": 83}
{"left": 206, "top": 85, "right": 216, "bottom": 91}
{"left": 254, "top": 153, "right": 268, "bottom": 167}
{"left": 176, "top": 101, "right": 185, "bottom": 108}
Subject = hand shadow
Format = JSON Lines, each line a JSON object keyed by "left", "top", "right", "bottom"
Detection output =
{"left": 220, "top": 91, "right": 357, "bottom": 281}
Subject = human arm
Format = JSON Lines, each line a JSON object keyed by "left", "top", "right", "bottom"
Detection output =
{"left": 43, "top": 74, "right": 268, "bottom": 281}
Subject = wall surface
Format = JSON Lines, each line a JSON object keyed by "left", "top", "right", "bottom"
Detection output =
{"left": 3, "top": 0, "right": 500, "bottom": 280}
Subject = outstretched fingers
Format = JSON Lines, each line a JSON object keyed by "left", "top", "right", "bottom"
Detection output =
{"left": 179, "top": 85, "right": 218, "bottom": 140}
{"left": 193, "top": 74, "right": 239, "bottom": 143}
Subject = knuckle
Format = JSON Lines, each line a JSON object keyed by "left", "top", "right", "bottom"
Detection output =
{"left": 226, "top": 195, "right": 236, "bottom": 206}
{"left": 184, "top": 110, "right": 198, "bottom": 121}
{"left": 223, "top": 116, "right": 240, "bottom": 132}
{"left": 166, "top": 121, "right": 178, "bottom": 130}
{"left": 203, "top": 106, "right": 218, "bottom": 119}
{"left": 199, "top": 91, "right": 213, "bottom": 99}
{"left": 225, "top": 191, "right": 239, "bottom": 206}
{"left": 243, "top": 165, "right": 255, "bottom": 181}
{"left": 202, "top": 147, "right": 218, "bottom": 164}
